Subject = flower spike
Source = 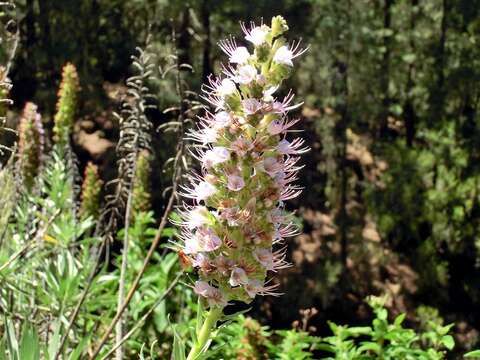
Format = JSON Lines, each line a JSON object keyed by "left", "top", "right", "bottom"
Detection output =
{"left": 178, "top": 16, "right": 308, "bottom": 312}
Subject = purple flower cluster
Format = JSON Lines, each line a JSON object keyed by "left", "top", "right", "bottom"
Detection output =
{"left": 177, "top": 16, "right": 308, "bottom": 308}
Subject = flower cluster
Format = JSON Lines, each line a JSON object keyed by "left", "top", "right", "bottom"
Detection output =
{"left": 17, "top": 102, "right": 44, "bottom": 190}
{"left": 177, "top": 16, "right": 308, "bottom": 307}
{"left": 79, "top": 162, "right": 103, "bottom": 219}
{"left": 132, "top": 150, "right": 152, "bottom": 218}
{"left": 53, "top": 63, "right": 80, "bottom": 146}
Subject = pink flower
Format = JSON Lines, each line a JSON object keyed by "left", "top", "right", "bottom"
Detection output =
{"left": 253, "top": 248, "right": 274, "bottom": 271}
{"left": 230, "top": 136, "right": 253, "bottom": 157}
{"left": 184, "top": 236, "right": 202, "bottom": 255}
{"left": 219, "top": 207, "right": 240, "bottom": 226}
{"left": 244, "top": 279, "right": 281, "bottom": 298}
{"left": 272, "top": 91, "right": 303, "bottom": 114}
{"left": 192, "top": 253, "right": 211, "bottom": 270}
{"left": 267, "top": 207, "right": 287, "bottom": 224}
{"left": 242, "top": 98, "right": 263, "bottom": 115}
{"left": 260, "top": 157, "right": 283, "bottom": 177}
{"left": 277, "top": 138, "right": 309, "bottom": 155}
{"left": 214, "top": 255, "right": 234, "bottom": 275}
{"left": 194, "top": 280, "right": 212, "bottom": 296}
{"left": 193, "top": 281, "right": 228, "bottom": 307}
{"left": 197, "top": 228, "right": 222, "bottom": 252}
{"left": 267, "top": 117, "right": 301, "bottom": 135}
{"left": 227, "top": 174, "right": 245, "bottom": 191}
{"left": 229, "top": 267, "right": 249, "bottom": 287}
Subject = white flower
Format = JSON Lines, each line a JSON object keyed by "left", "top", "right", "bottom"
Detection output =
{"left": 217, "top": 79, "right": 237, "bottom": 97}
{"left": 214, "top": 111, "right": 232, "bottom": 128}
{"left": 202, "top": 147, "right": 230, "bottom": 168}
{"left": 236, "top": 64, "right": 257, "bottom": 84}
{"left": 273, "top": 46, "right": 293, "bottom": 66}
{"left": 194, "top": 181, "right": 217, "bottom": 201}
{"left": 187, "top": 206, "right": 209, "bottom": 229}
{"left": 227, "top": 174, "right": 245, "bottom": 192}
{"left": 245, "top": 27, "right": 268, "bottom": 46}
{"left": 184, "top": 236, "right": 202, "bottom": 254}
{"left": 229, "top": 46, "right": 250, "bottom": 64}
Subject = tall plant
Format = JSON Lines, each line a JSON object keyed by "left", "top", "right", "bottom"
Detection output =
{"left": 174, "top": 15, "right": 307, "bottom": 359}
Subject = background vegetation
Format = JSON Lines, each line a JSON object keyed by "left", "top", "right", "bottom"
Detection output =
{"left": 0, "top": 0, "right": 480, "bottom": 358}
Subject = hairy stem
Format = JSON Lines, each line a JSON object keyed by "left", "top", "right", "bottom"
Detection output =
{"left": 186, "top": 306, "right": 223, "bottom": 360}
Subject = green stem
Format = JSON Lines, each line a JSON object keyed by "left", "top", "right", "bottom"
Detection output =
{"left": 186, "top": 306, "right": 223, "bottom": 360}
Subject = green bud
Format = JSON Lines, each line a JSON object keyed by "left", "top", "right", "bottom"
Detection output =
{"left": 271, "top": 15, "right": 289, "bottom": 38}
{"left": 254, "top": 45, "right": 270, "bottom": 63}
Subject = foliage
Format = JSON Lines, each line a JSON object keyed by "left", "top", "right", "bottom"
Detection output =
{"left": 318, "top": 296, "right": 455, "bottom": 360}
{"left": 1, "top": 0, "right": 480, "bottom": 358}
{"left": 211, "top": 315, "right": 318, "bottom": 360}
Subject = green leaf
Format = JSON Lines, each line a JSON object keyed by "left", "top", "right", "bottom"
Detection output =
{"left": 67, "top": 336, "right": 89, "bottom": 360}
{"left": 47, "top": 321, "right": 62, "bottom": 360}
{"left": 171, "top": 325, "right": 186, "bottom": 360}
{"left": 465, "top": 350, "right": 480, "bottom": 358}
{"left": 358, "top": 341, "right": 381, "bottom": 354}
{"left": 441, "top": 335, "right": 455, "bottom": 350}
{"left": 19, "top": 325, "right": 40, "bottom": 360}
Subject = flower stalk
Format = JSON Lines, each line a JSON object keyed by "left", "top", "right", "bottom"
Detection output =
{"left": 186, "top": 306, "right": 223, "bottom": 360}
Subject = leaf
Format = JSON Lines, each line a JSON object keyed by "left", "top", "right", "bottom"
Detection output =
{"left": 196, "top": 297, "right": 204, "bottom": 336}
{"left": 347, "top": 326, "right": 372, "bottom": 337}
{"left": 465, "top": 350, "right": 480, "bottom": 358}
{"left": 441, "top": 335, "right": 455, "bottom": 350}
{"left": 47, "top": 321, "right": 62, "bottom": 360}
{"left": 5, "top": 319, "right": 19, "bottom": 360}
{"left": 394, "top": 313, "right": 406, "bottom": 326}
{"left": 67, "top": 336, "right": 89, "bottom": 360}
{"left": 358, "top": 341, "right": 381, "bottom": 354}
{"left": 171, "top": 325, "right": 186, "bottom": 360}
{"left": 19, "top": 325, "right": 40, "bottom": 360}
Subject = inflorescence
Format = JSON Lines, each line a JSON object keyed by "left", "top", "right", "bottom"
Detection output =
{"left": 176, "top": 16, "right": 308, "bottom": 307}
